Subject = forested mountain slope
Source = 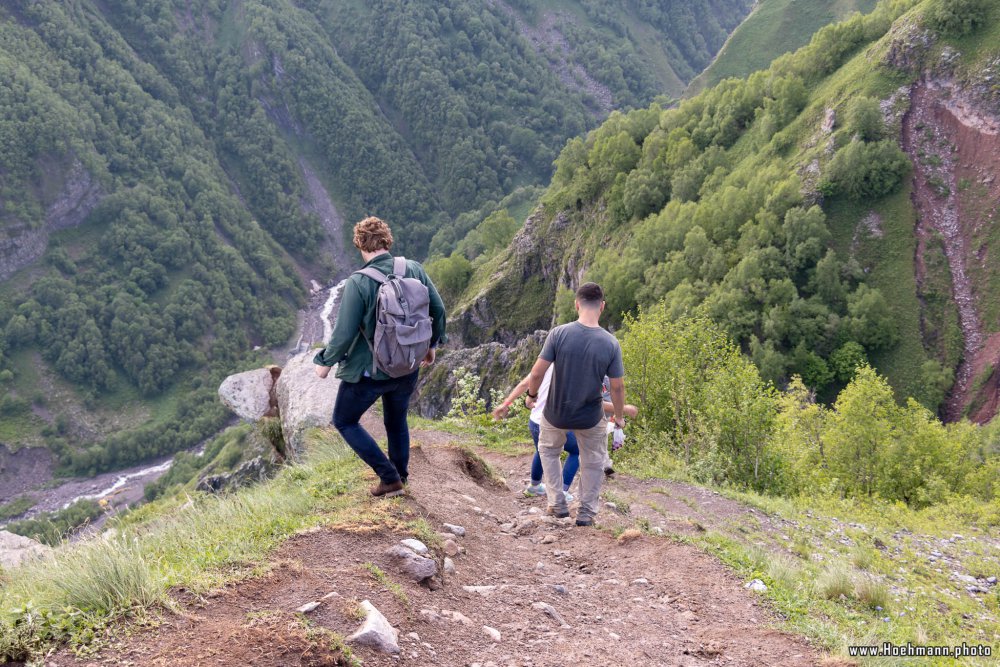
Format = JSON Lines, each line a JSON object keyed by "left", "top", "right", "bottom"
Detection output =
{"left": 451, "top": 0, "right": 1000, "bottom": 421}
{"left": 0, "top": 0, "right": 755, "bottom": 476}
{"left": 687, "top": 0, "right": 880, "bottom": 94}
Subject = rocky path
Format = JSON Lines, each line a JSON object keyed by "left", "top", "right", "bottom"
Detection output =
{"left": 52, "top": 433, "right": 832, "bottom": 667}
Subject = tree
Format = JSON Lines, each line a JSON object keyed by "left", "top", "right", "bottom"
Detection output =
{"left": 845, "top": 96, "right": 884, "bottom": 142}
{"left": 823, "top": 140, "right": 910, "bottom": 201}
{"left": 926, "top": 0, "right": 989, "bottom": 36}
{"left": 822, "top": 365, "right": 896, "bottom": 497}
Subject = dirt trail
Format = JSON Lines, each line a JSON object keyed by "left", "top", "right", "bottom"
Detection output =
{"left": 51, "top": 432, "right": 832, "bottom": 667}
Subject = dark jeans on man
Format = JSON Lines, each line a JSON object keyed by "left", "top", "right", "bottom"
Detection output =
{"left": 332, "top": 370, "right": 420, "bottom": 484}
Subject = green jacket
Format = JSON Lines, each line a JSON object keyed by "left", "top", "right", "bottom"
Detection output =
{"left": 313, "top": 254, "right": 448, "bottom": 382}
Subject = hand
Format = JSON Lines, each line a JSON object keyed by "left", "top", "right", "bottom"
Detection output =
{"left": 421, "top": 347, "right": 436, "bottom": 367}
{"left": 314, "top": 365, "right": 331, "bottom": 379}
{"left": 524, "top": 395, "right": 536, "bottom": 409}
{"left": 613, "top": 416, "right": 625, "bottom": 430}
{"left": 491, "top": 404, "right": 510, "bottom": 421}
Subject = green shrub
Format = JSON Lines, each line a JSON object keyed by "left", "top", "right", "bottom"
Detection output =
{"left": 926, "top": 0, "right": 989, "bottom": 35}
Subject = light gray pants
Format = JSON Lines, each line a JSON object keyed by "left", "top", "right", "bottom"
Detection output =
{"left": 538, "top": 416, "right": 607, "bottom": 520}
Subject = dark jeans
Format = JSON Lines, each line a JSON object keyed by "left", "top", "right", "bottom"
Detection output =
{"left": 332, "top": 371, "right": 420, "bottom": 484}
{"left": 529, "top": 419, "right": 579, "bottom": 489}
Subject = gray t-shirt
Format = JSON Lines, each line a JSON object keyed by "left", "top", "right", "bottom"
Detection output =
{"left": 540, "top": 322, "right": 624, "bottom": 430}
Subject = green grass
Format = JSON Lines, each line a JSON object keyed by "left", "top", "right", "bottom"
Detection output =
{"left": 0, "top": 496, "right": 37, "bottom": 521}
{"left": 689, "top": 0, "right": 878, "bottom": 94}
{"left": 361, "top": 563, "right": 409, "bottom": 605}
{"left": 0, "top": 428, "right": 368, "bottom": 662}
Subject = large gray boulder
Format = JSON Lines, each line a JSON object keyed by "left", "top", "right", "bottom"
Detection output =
{"left": 0, "top": 530, "right": 52, "bottom": 569}
{"left": 218, "top": 367, "right": 280, "bottom": 421}
{"left": 274, "top": 352, "right": 341, "bottom": 458}
{"left": 346, "top": 600, "right": 400, "bottom": 654}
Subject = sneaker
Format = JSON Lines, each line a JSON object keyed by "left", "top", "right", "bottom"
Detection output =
{"left": 524, "top": 482, "right": 546, "bottom": 497}
{"left": 546, "top": 506, "right": 570, "bottom": 519}
{"left": 370, "top": 480, "right": 405, "bottom": 498}
{"left": 563, "top": 491, "right": 575, "bottom": 504}
{"left": 575, "top": 516, "right": 594, "bottom": 527}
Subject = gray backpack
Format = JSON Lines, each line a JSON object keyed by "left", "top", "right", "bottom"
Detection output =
{"left": 355, "top": 256, "right": 433, "bottom": 378}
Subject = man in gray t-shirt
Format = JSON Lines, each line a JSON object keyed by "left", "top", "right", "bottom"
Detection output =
{"left": 525, "top": 282, "right": 626, "bottom": 526}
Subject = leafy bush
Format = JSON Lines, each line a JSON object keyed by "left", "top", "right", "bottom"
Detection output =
{"left": 5, "top": 500, "right": 104, "bottom": 546}
{"left": 926, "top": 0, "right": 989, "bottom": 36}
{"left": 823, "top": 140, "right": 911, "bottom": 201}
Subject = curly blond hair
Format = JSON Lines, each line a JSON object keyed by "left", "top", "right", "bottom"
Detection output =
{"left": 352, "top": 216, "right": 394, "bottom": 253}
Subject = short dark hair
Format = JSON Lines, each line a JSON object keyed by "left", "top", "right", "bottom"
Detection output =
{"left": 576, "top": 282, "right": 604, "bottom": 308}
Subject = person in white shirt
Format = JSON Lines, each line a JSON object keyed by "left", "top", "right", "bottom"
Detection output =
{"left": 492, "top": 365, "right": 579, "bottom": 500}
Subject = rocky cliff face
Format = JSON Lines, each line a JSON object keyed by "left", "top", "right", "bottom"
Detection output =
{"left": 452, "top": 210, "right": 589, "bottom": 348}
{"left": 0, "top": 160, "right": 102, "bottom": 281}
{"left": 413, "top": 331, "right": 546, "bottom": 418}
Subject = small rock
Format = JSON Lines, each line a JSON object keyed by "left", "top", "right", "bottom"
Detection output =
{"left": 400, "top": 538, "right": 429, "bottom": 554}
{"left": 549, "top": 584, "right": 568, "bottom": 595}
{"left": 532, "top": 601, "right": 570, "bottom": 628}
{"left": 988, "top": 576, "right": 997, "bottom": 585}
{"left": 386, "top": 545, "right": 438, "bottom": 582}
{"left": 296, "top": 601, "right": 321, "bottom": 613}
{"left": 419, "top": 609, "right": 444, "bottom": 625}
{"left": 679, "top": 610, "right": 697, "bottom": 622}
{"left": 483, "top": 625, "right": 502, "bottom": 642}
{"left": 346, "top": 600, "right": 400, "bottom": 654}
{"left": 744, "top": 579, "right": 767, "bottom": 592}
{"left": 955, "top": 573, "right": 977, "bottom": 584}
{"left": 534, "top": 561, "right": 545, "bottom": 573}
{"left": 460, "top": 494, "right": 477, "bottom": 503}
{"left": 444, "top": 557, "right": 457, "bottom": 575}
{"left": 651, "top": 527, "right": 664, "bottom": 536}
{"left": 605, "top": 502, "right": 618, "bottom": 510}
{"left": 527, "top": 507, "right": 541, "bottom": 514}
{"left": 443, "top": 523, "right": 466, "bottom": 537}
{"left": 608, "top": 631, "right": 621, "bottom": 640}
{"left": 463, "top": 585, "right": 497, "bottom": 596}
{"left": 500, "top": 523, "right": 515, "bottom": 532}
{"left": 541, "top": 534, "right": 557, "bottom": 544}
{"left": 441, "top": 610, "right": 474, "bottom": 626}
{"left": 632, "top": 578, "right": 650, "bottom": 587}
{"left": 321, "top": 591, "right": 340, "bottom": 601}
{"left": 407, "top": 632, "right": 420, "bottom": 641}
{"left": 443, "top": 539, "right": 461, "bottom": 557}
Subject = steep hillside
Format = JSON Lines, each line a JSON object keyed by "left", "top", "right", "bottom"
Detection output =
{"left": 0, "top": 0, "right": 755, "bottom": 479}
{"left": 453, "top": 0, "right": 1000, "bottom": 419}
{"left": 687, "top": 0, "right": 880, "bottom": 94}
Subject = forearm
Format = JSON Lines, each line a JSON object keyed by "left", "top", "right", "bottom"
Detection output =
{"left": 610, "top": 385, "right": 626, "bottom": 422}
{"left": 501, "top": 377, "right": 530, "bottom": 407}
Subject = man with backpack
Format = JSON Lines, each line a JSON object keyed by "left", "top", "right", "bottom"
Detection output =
{"left": 314, "top": 217, "right": 447, "bottom": 498}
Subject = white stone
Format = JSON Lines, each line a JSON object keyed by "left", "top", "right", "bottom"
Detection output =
{"left": 274, "top": 352, "right": 343, "bottom": 457}
{"left": 443, "top": 523, "right": 466, "bottom": 537}
{"left": 483, "top": 625, "right": 502, "bottom": 642}
{"left": 631, "top": 578, "right": 650, "bottom": 587}
{"left": 346, "top": 600, "right": 400, "bottom": 654}
{"left": 0, "top": 530, "right": 51, "bottom": 569}
{"left": 443, "top": 557, "right": 457, "bottom": 574}
{"left": 401, "top": 538, "right": 429, "bottom": 554}
{"left": 463, "top": 585, "right": 496, "bottom": 596}
{"left": 218, "top": 368, "right": 275, "bottom": 421}
{"left": 296, "top": 601, "right": 321, "bottom": 613}
{"left": 744, "top": 579, "right": 767, "bottom": 592}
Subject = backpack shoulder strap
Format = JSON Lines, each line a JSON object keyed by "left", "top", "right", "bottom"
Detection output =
{"left": 355, "top": 266, "right": 388, "bottom": 284}
{"left": 392, "top": 256, "right": 407, "bottom": 278}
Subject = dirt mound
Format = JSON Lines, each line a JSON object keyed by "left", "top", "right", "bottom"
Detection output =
{"left": 49, "top": 439, "right": 830, "bottom": 666}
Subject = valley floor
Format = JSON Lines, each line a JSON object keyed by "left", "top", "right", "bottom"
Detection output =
{"left": 47, "top": 429, "right": 834, "bottom": 667}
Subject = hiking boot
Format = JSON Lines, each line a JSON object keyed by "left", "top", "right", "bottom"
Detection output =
{"left": 371, "top": 480, "right": 405, "bottom": 498}
{"left": 524, "top": 482, "right": 546, "bottom": 497}
{"left": 604, "top": 465, "right": 616, "bottom": 477}
{"left": 546, "top": 506, "right": 570, "bottom": 519}
{"left": 575, "top": 515, "right": 595, "bottom": 527}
